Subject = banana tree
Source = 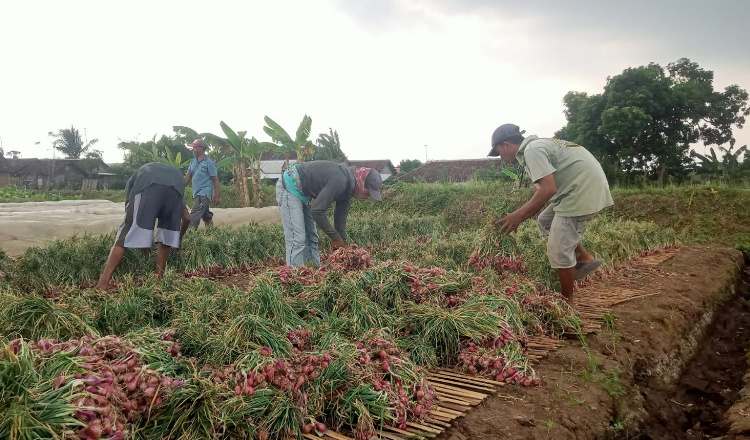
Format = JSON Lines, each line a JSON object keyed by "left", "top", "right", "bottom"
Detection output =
{"left": 262, "top": 115, "right": 315, "bottom": 167}
{"left": 691, "top": 144, "right": 748, "bottom": 180}
{"left": 215, "top": 121, "right": 275, "bottom": 208}
{"left": 120, "top": 142, "right": 191, "bottom": 168}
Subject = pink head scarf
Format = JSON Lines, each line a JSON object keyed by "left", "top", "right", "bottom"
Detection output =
{"left": 353, "top": 167, "right": 372, "bottom": 199}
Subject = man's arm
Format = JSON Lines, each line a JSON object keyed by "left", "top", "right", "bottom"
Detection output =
{"left": 211, "top": 176, "right": 220, "bottom": 205}
{"left": 498, "top": 174, "right": 557, "bottom": 234}
{"left": 332, "top": 198, "right": 351, "bottom": 244}
{"left": 184, "top": 173, "right": 192, "bottom": 185}
{"left": 309, "top": 186, "right": 343, "bottom": 244}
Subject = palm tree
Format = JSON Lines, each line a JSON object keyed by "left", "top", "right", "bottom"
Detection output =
{"left": 49, "top": 126, "right": 98, "bottom": 158}
{"left": 262, "top": 115, "right": 315, "bottom": 167}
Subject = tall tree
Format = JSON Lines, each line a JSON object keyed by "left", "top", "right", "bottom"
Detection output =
{"left": 397, "top": 159, "right": 423, "bottom": 173}
{"left": 213, "top": 121, "right": 275, "bottom": 208}
{"left": 49, "top": 126, "right": 98, "bottom": 159}
{"left": 119, "top": 134, "right": 192, "bottom": 169}
{"left": 263, "top": 115, "right": 315, "bottom": 166}
{"left": 311, "top": 128, "right": 347, "bottom": 163}
{"left": 557, "top": 59, "right": 749, "bottom": 185}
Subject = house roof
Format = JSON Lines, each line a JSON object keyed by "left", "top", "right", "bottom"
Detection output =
{"left": 0, "top": 158, "right": 92, "bottom": 176}
{"left": 260, "top": 151, "right": 297, "bottom": 161}
{"left": 259, "top": 160, "right": 296, "bottom": 175}
{"left": 390, "top": 158, "right": 506, "bottom": 183}
{"left": 347, "top": 160, "right": 397, "bottom": 174}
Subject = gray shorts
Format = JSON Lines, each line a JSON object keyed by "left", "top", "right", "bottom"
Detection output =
{"left": 114, "top": 184, "right": 184, "bottom": 248}
{"left": 189, "top": 195, "right": 214, "bottom": 227}
{"left": 537, "top": 205, "right": 596, "bottom": 269}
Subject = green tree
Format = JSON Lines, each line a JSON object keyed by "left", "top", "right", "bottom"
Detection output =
{"left": 691, "top": 144, "right": 748, "bottom": 180}
{"left": 212, "top": 121, "right": 275, "bottom": 208}
{"left": 49, "top": 126, "right": 98, "bottom": 159}
{"left": 311, "top": 128, "right": 347, "bottom": 163}
{"left": 79, "top": 149, "right": 105, "bottom": 175}
{"left": 263, "top": 115, "right": 315, "bottom": 166}
{"left": 397, "top": 159, "right": 423, "bottom": 173}
{"left": 558, "top": 58, "right": 750, "bottom": 185}
{"left": 119, "top": 135, "right": 191, "bottom": 169}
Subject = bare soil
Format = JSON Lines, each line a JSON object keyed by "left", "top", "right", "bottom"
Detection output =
{"left": 439, "top": 244, "right": 746, "bottom": 440}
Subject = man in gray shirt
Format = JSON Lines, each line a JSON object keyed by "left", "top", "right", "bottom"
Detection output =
{"left": 96, "top": 162, "right": 190, "bottom": 290}
{"left": 275, "top": 160, "right": 382, "bottom": 266}
{"left": 489, "top": 124, "right": 613, "bottom": 306}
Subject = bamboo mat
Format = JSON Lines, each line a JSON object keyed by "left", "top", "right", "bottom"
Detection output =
{"left": 293, "top": 370, "right": 507, "bottom": 440}
{"left": 574, "top": 247, "right": 678, "bottom": 333}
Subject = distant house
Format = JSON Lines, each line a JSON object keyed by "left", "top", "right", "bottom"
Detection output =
{"left": 391, "top": 158, "right": 506, "bottom": 184}
{"left": 347, "top": 160, "right": 397, "bottom": 181}
{"left": 0, "top": 157, "right": 109, "bottom": 189}
{"left": 257, "top": 155, "right": 398, "bottom": 183}
{"left": 258, "top": 152, "right": 297, "bottom": 181}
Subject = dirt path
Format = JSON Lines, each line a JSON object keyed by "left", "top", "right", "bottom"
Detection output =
{"left": 0, "top": 200, "right": 281, "bottom": 256}
{"left": 439, "top": 244, "right": 745, "bottom": 440}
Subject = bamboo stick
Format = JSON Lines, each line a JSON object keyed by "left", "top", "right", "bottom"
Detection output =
{"left": 435, "top": 395, "right": 474, "bottom": 406}
{"left": 427, "top": 376, "right": 497, "bottom": 393}
{"left": 424, "top": 417, "right": 451, "bottom": 428}
{"left": 434, "top": 370, "right": 505, "bottom": 386}
{"left": 435, "top": 401, "right": 471, "bottom": 412}
{"left": 324, "top": 431, "right": 356, "bottom": 440}
{"left": 429, "top": 372, "right": 503, "bottom": 388}
{"left": 431, "top": 409, "right": 460, "bottom": 418}
{"left": 383, "top": 425, "right": 428, "bottom": 438}
{"left": 430, "top": 382, "right": 489, "bottom": 399}
{"left": 376, "top": 431, "right": 407, "bottom": 440}
{"left": 406, "top": 422, "right": 444, "bottom": 434}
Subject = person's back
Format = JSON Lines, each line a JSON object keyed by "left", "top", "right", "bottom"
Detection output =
{"left": 295, "top": 160, "right": 355, "bottom": 200}
{"left": 126, "top": 162, "right": 185, "bottom": 200}
{"left": 518, "top": 136, "right": 613, "bottom": 217}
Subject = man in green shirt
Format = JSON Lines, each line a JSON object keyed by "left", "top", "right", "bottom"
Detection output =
{"left": 489, "top": 124, "right": 614, "bottom": 306}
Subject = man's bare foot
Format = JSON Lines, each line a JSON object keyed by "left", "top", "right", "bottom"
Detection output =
{"left": 95, "top": 282, "right": 110, "bottom": 291}
{"left": 204, "top": 219, "right": 214, "bottom": 227}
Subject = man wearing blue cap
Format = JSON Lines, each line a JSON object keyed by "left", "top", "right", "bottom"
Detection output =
{"left": 488, "top": 124, "right": 613, "bottom": 306}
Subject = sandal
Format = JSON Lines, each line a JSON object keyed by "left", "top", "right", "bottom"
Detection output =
{"left": 574, "top": 258, "right": 601, "bottom": 280}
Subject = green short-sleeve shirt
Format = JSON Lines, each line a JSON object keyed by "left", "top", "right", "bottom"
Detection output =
{"left": 516, "top": 135, "right": 613, "bottom": 217}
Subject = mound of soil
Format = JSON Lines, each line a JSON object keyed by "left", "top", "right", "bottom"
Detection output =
{"left": 438, "top": 244, "right": 745, "bottom": 440}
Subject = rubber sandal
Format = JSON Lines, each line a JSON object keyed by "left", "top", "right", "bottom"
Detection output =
{"left": 574, "top": 258, "right": 601, "bottom": 280}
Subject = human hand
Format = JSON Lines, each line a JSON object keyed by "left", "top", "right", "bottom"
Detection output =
{"left": 212, "top": 195, "right": 221, "bottom": 206}
{"left": 497, "top": 210, "right": 526, "bottom": 235}
{"left": 331, "top": 237, "right": 347, "bottom": 249}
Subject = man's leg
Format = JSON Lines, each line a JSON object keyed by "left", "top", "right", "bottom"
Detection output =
{"left": 156, "top": 243, "right": 171, "bottom": 279}
{"left": 558, "top": 266, "right": 576, "bottom": 304}
{"left": 189, "top": 196, "right": 205, "bottom": 228}
{"left": 180, "top": 208, "right": 191, "bottom": 241}
{"left": 277, "top": 182, "right": 307, "bottom": 266}
{"left": 96, "top": 245, "right": 126, "bottom": 290}
{"left": 547, "top": 213, "right": 581, "bottom": 306}
{"left": 575, "top": 243, "right": 595, "bottom": 266}
{"left": 302, "top": 204, "right": 320, "bottom": 267}
{"left": 203, "top": 203, "right": 214, "bottom": 227}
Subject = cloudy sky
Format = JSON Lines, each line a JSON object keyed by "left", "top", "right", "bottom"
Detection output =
{"left": 1, "top": 0, "right": 748, "bottom": 165}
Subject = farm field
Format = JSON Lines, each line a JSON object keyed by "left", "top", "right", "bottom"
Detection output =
{"left": 1, "top": 181, "right": 749, "bottom": 440}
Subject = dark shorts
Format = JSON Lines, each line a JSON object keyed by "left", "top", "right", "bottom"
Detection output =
{"left": 114, "top": 184, "right": 185, "bottom": 248}
{"left": 189, "top": 195, "right": 213, "bottom": 227}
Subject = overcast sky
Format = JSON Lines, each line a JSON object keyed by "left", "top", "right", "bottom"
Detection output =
{"left": 1, "top": 0, "right": 748, "bottom": 165}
